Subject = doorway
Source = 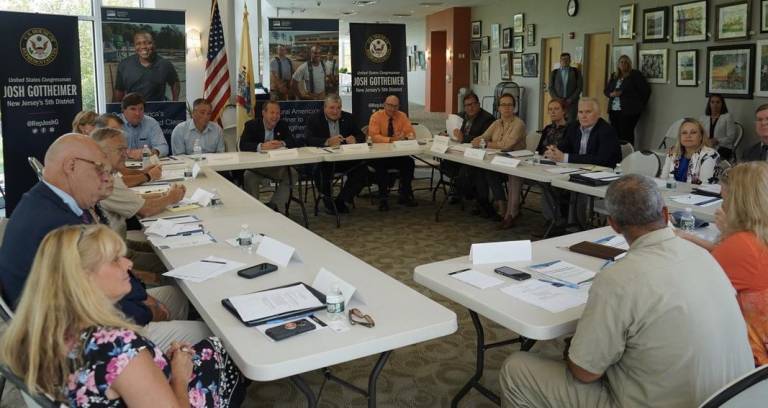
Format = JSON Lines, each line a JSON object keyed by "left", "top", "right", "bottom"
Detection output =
{"left": 429, "top": 31, "right": 447, "bottom": 112}
{"left": 540, "top": 36, "right": 562, "bottom": 129}
{"left": 584, "top": 32, "right": 611, "bottom": 120}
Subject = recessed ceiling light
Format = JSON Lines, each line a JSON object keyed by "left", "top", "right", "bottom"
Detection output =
{"left": 419, "top": 2, "right": 443, "bottom": 6}
{"left": 353, "top": 0, "right": 377, "bottom": 6}
{"left": 341, "top": 11, "right": 358, "bottom": 16}
{"left": 393, "top": 13, "right": 412, "bottom": 17}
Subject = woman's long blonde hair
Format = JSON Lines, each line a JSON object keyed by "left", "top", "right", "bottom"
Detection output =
{"left": 614, "top": 55, "right": 632, "bottom": 79}
{"left": 0, "top": 225, "right": 139, "bottom": 399}
{"left": 71, "top": 111, "right": 97, "bottom": 134}
{"left": 671, "top": 118, "right": 711, "bottom": 157}
{"left": 721, "top": 162, "right": 768, "bottom": 246}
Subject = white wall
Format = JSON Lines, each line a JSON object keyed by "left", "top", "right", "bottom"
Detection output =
{"left": 406, "top": 19, "right": 427, "bottom": 106}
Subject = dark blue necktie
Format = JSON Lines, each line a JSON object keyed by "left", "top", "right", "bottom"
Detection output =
{"left": 80, "top": 209, "right": 93, "bottom": 224}
{"left": 388, "top": 117, "right": 394, "bottom": 137}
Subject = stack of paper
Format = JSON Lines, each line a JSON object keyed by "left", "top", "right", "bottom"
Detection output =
{"left": 141, "top": 215, "right": 201, "bottom": 227}
{"left": 450, "top": 269, "right": 504, "bottom": 289}
{"left": 148, "top": 232, "right": 215, "bottom": 249}
{"left": 580, "top": 171, "right": 620, "bottom": 181}
{"left": 545, "top": 167, "right": 583, "bottom": 174}
{"left": 670, "top": 194, "right": 722, "bottom": 207}
{"left": 528, "top": 260, "right": 596, "bottom": 287}
{"left": 144, "top": 218, "right": 203, "bottom": 237}
{"left": 446, "top": 114, "right": 463, "bottom": 136}
{"left": 228, "top": 285, "right": 324, "bottom": 322}
{"left": 164, "top": 257, "right": 246, "bottom": 283}
{"left": 501, "top": 280, "right": 588, "bottom": 313}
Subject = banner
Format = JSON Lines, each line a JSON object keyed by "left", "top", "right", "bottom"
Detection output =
{"left": 0, "top": 11, "right": 82, "bottom": 214}
{"left": 101, "top": 7, "right": 186, "bottom": 144}
{"left": 268, "top": 18, "right": 338, "bottom": 142}
{"left": 350, "top": 23, "right": 408, "bottom": 130}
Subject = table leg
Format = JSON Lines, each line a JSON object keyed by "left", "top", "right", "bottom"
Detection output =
{"left": 289, "top": 375, "right": 317, "bottom": 408}
{"left": 287, "top": 166, "right": 309, "bottom": 228}
{"left": 451, "top": 310, "right": 536, "bottom": 407}
{"left": 320, "top": 350, "right": 393, "bottom": 407}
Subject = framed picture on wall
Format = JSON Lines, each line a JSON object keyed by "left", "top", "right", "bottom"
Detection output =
{"left": 526, "top": 24, "right": 536, "bottom": 46}
{"left": 512, "top": 56, "right": 523, "bottom": 76}
{"left": 522, "top": 53, "right": 538, "bottom": 77}
{"left": 643, "top": 6, "right": 668, "bottom": 43}
{"left": 676, "top": 49, "right": 698, "bottom": 87}
{"left": 502, "top": 27, "right": 512, "bottom": 49}
{"left": 513, "top": 13, "right": 524, "bottom": 33}
{"left": 470, "top": 40, "right": 481, "bottom": 60}
{"left": 472, "top": 21, "right": 482, "bottom": 38}
{"left": 471, "top": 61, "right": 480, "bottom": 85}
{"left": 715, "top": 1, "right": 749, "bottom": 41}
{"left": 480, "top": 54, "right": 491, "bottom": 84}
{"left": 755, "top": 40, "right": 768, "bottom": 96}
{"left": 618, "top": 4, "right": 635, "bottom": 39}
{"left": 491, "top": 24, "right": 501, "bottom": 49}
{"left": 611, "top": 43, "right": 637, "bottom": 73}
{"left": 481, "top": 36, "right": 490, "bottom": 52}
{"left": 672, "top": 1, "right": 707, "bottom": 43}
{"left": 762, "top": 0, "right": 768, "bottom": 33}
{"left": 639, "top": 49, "right": 668, "bottom": 84}
{"left": 513, "top": 36, "right": 524, "bottom": 53}
{"left": 706, "top": 44, "right": 755, "bottom": 98}
{"left": 500, "top": 51, "right": 512, "bottom": 80}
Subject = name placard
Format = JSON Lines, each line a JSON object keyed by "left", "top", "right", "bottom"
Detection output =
{"left": 341, "top": 143, "right": 370, "bottom": 153}
{"left": 267, "top": 148, "right": 299, "bottom": 159}
{"left": 431, "top": 135, "right": 450, "bottom": 154}
{"left": 464, "top": 148, "right": 486, "bottom": 160}
{"left": 393, "top": 139, "right": 420, "bottom": 149}
{"left": 491, "top": 156, "right": 521, "bottom": 168}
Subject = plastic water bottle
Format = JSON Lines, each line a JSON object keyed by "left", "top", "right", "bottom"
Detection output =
{"left": 680, "top": 208, "right": 696, "bottom": 231}
{"left": 479, "top": 138, "right": 487, "bottom": 150}
{"left": 533, "top": 151, "right": 541, "bottom": 164}
{"left": 666, "top": 173, "right": 677, "bottom": 190}
{"left": 237, "top": 224, "right": 252, "bottom": 246}
{"left": 325, "top": 284, "right": 345, "bottom": 321}
{"left": 614, "top": 163, "right": 623, "bottom": 175}
{"left": 192, "top": 137, "right": 202, "bottom": 161}
{"left": 141, "top": 145, "right": 151, "bottom": 169}
{"left": 366, "top": 134, "right": 373, "bottom": 146}
{"left": 210, "top": 188, "right": 222, "bottom": 207}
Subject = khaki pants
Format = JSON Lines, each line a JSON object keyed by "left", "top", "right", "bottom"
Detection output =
{"left": 145, "top": 286, "right": 212, "bottom": 351}
{"left": 500, "top": 351, "right": 617, "bottom": 408}
{"left": 244, "top": 166, "right": 297, "bottom": 208}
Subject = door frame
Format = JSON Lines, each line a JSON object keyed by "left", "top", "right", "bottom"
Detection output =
{"left": 583, "top": 31, "right": 612, "bottom": 121}
{"left": 539, "top": 35, "right": 564, "bottom": 130}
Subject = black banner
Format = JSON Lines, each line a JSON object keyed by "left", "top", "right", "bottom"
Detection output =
{"left": 350, "top": 23, "right": 408, "bottom": 130}
{"left": 0, "top": 11, "right": 82, "bottom": 214}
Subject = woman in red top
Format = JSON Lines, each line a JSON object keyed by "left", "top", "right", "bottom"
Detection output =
{"left": 679, "top": 162, "right": 768, "bottom": 365}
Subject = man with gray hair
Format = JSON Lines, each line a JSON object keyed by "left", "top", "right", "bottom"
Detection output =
{"left": 499, "top": 174, "right": 753, "bottom": 407}
{"left": 544, "top": 97, "right": 621, "bottom": 167}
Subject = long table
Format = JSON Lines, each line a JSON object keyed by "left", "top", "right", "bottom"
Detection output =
{"left": 151, "top": 168, "right": 457, "bottom": 407}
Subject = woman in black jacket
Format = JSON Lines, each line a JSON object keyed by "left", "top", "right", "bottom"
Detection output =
{"left": 604, "top": 55, "right": 651, "bottom": 144}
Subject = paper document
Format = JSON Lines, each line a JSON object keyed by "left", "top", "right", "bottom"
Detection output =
{"left": 148, "top": 232, "right": 215, "bottom": 249}
{"left": 670, "top": 194, "right": 722, "bottom": 207}
{"left": 506, "top": 150, "right": 534, "bottom": 158}
{"left": 187, "top": 188, "right": 215, "bottom": 207}
{"left": 545, "top": 167, "right": 583, "bottom": 174}
{"left": 145, "top": 218, "right": 203, "bottom": 237}
{"left": 159, "top": 169, "right": 186, "bottom": 182}
{"left": 141, "top": 215, "right": 200, "bottom": 226}
{"left": 164, "top": 257, "right": 246, "bottom": 283}
{"left": 446, "top": 114, "right": 463, "bottom": 137}
{"left": 501, "top": 280, "right": 588, "bottom": 313}
{"left": 581, "top": 171, "right": 620, "bottom": 180}
{"left": 694, "top": 184, "right": 722, "bottom": 195}
{"left": 450, "top": 269, "right": 504, "bottom": 289}
{"left": 228, "top": 284, "right": 324, "bottom": 322}
{"left": 130, "top": 185, "right": 170, "bottom": 195}
{"left": 527, "top": 260, "right": 596, "bottom": 287}
{"left": 593, "top": 235, "right": 629, "bottom": 250}
{"left": 448, "top": 144, "right": 469, "bottom": 152}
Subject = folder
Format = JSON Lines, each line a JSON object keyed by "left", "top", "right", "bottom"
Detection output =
{"left": 569, "top": 241, "right": 626, "bottom": 261}
{"left": 221, "top": 282, "right": 326, "bottom": 327}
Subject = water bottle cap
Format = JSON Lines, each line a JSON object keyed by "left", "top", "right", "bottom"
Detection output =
{"left": 241, "top": 224, "right": 248, "bottom": 229}
{"left": 685, "top": 207, "right": 692, "bottom": 213}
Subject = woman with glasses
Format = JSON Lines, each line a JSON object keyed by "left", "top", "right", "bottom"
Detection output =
{"left": 677, "top": 162, "right": 768, "bottom": 366}
{"left": 0, "top": 225, "right": 248, "bottom": 407}
{"left": 661, "top": 118, "right": 719, "bottom": 185}
{"left": 604, "top": 55, "right": 650, "bottom": 144}
{"left": 470, "top": 93, "right": 527, "bottom": 227}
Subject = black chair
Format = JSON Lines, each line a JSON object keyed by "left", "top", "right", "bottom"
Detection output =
{"left": 700, "top": 365, "right": 768, "bottom": 407}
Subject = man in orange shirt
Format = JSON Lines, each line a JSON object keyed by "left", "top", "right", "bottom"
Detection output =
{"left": 367, "top": 95, "right": 417, "bottom": 210}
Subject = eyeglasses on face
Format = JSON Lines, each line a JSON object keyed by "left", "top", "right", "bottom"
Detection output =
{"left": 464, "top": 101, "right": 478, "bottom": 108}
{"left": 348, "top": 308, "right": 375, "bottom": 328}
{"left": 498, "top": 103, "right": 515, "bottom": 108}
{"left": 384, "top": 103, "right": 399, "bottom": 108}
{"left": 74, "top": 157, "right": 117, "bottom": 176}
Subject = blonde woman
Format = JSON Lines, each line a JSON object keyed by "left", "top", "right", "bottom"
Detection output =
{"left": 72, "top": 110, "right": 98, "bottom": 135}
{"left": 0, "top": 225, "right": 247, "bottom": 407}
{"left": 677, "top": 162, "right": 768, "bottom": 365}
{"left": 661, "top": 118, "right": 719, "bottom": 185}
{"left": 604, "top": 55, "right": 650, "bottom": 144}
{"left": 470, "top": 93, "right": 527, "bottom": 223}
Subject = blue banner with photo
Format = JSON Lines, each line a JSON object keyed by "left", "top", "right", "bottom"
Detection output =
{"left": 0, "top": 11, "right": 82, "bottom": 214}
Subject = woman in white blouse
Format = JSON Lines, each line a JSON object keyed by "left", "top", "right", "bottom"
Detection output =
{"left": 698, "top": 94, "right": 736, "bottom": 161}
{"left": 661, "top": 118, "right": 719, "bottom": 185}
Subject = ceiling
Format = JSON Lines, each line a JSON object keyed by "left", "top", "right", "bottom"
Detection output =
{"left": 266, "top": 0, "right": 489, "bottom": 23}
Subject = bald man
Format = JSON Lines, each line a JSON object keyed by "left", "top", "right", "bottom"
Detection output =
{"left": 292, "top": 45, "right": 327, "bottom": 100}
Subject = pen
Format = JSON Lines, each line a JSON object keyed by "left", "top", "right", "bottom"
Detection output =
{"left": 600, "top": 260, "right": 613, "bottom": 270}
{"left": 201, "top": 259, "right": 226, "bottom": 264}
{"left": 538, "top": 278, "right": 564, "bottom": 287}
{"left": 449, "top": 268, "right": 471, "bottom": 275}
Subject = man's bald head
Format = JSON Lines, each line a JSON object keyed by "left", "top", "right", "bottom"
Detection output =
{"left": 42, "top": 133, "right": 111, "bottom": 209}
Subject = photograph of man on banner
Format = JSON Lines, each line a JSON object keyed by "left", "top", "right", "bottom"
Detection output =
{"left": 269, "top": 28, "right": 338, "bottom": 101}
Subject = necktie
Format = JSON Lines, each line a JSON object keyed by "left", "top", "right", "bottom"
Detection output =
{"left": 80, "top": 209, "right": 93, "bottom": 224}
{"left": 308, "top": 62, "right": 315, "bottom": 93}
{"left": 388, "top": 117, "right": 394, "bottom": 137}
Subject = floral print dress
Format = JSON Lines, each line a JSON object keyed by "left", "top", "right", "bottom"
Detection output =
{"left": 65, "top": 326, "right": 246, "bottom": 407}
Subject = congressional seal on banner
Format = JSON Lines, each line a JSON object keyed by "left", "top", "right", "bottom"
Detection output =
{"left": 365, "top": 34, "right": 391, "bottom": 64}
{"left": 20, "top": 28, "right": 59, "bottom": 66}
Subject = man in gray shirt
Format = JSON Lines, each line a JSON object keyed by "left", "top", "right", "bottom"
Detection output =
{"left": 171, "top": 98, "right": 224, "bottom": 155}
{"left": 113, "top": 30, "right": 180, "bottom": 103}
{"left": 119, "top": 92, "right": 169, "bottom": 158}
{"left": 500, "top": 174, "right": 753, "bottom": 408}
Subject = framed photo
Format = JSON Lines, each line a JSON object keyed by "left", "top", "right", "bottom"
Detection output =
{"left": 673, "top": 1, "right": 707, "bottom": 43}
{"left": 491, "top": 24, "right": 501, "bottom": 49}
{"left": 715, "top": 1, "right": 749, "bottom": 41}
{"left": 755, "top": 40, "right": 768, "bottom": 96}
{"left": 512, "top": 57, "right": 523, "bottom": 76}
{"left": 762, "top": 0, "right": 768, "bottom": 33}
{"left": 470, "top": 40, "right": 481, "bottom": 60}
{"left": 513, "top": 36, "right": 524, "bottom": 53}
{"left": 643, "top": 6, "right": 668, "bottom": 43}
{"left": 471, "top": 61, "right": 480, "bottom": 85}
{"left": 481, "top": 36, "right": 490, "bottom": 53}
{"left": 522, "top": 53, "right": 538, "bottom": 77}
{"left": 639, "top": 49, "right": 668, "bottom": 84}
{"left": 502, "top": 27, "right": 512, "bottom": 49}
{"left": 676, "top": 49, "right": 698, "bottom": 87}
{"left": 612, "top": 43, "right": 637, "bottom": 73}
{"left": 480, "top": 55, "right": 491, "bottom": 84}
{"left": 618, "top": 4, "right": 635, "bottom": 39}
{"left": 500, "top": 51, "right": 512, "bottom": 80}
{"left": 526, "top": 24, "right": 536, "bottom": 46}
{"left": 706, "top": 44, "right": 755, "bottom": 98}
{"left": 471, "top": 21, "right": 482, "bottom": 38}
{"left": 513, "top": 13, "right": 524, "bottom": 33}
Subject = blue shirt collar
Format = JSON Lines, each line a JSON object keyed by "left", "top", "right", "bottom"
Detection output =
{"left": 187, "top": 119, "right": 212, "bottom": 133}
{"left": 42, "top": 180, "right": 83, "bottom": 216}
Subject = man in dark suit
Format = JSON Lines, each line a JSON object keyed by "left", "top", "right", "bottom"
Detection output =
{"left": 743, "top": 103, "right": 768, "bottom": 161}
{"left": 240, "top": 100, "right": 299, "bottom": 210}
{"left": 305, "top": 94, "right": 367, "bottom": 214}
{"left": 0, "top": 134, "right": 209, "bottom": 350}
{"left": 545, "top": 97, "right": 621, "bottom": 168}
{"left": 548, "top": 53, "right": 583, "bottom": 122}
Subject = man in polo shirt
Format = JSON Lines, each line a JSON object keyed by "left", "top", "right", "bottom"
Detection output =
{"left": 113, "top": 30, "right": 180, "bottom": 102}
{"left": 744, "top": 103, "right": 768, "bottom": 161}
{"left": 367, "top": 94, "right": 417, "bottom": 211}
{"left": 171, "top": 98, "right": 225, "bottom": 155}
{"left": 270, "top": 44, "right": 294, "bottom": 100}
{"left": 499, "top": 174, "right": 753, "bottom": 407}
{"left": 292, "top": 46, "right": 327, "bottom": 100}
{"left": 119, "top": 92, "right": 169, "bottom": 159}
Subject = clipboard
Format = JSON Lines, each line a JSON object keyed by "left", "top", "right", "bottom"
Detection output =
{"left": 221, "top": 282, "right": 327, "bottom": 327}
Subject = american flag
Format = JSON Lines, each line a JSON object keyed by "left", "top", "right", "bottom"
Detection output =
{"left": 204, "top": 0, "right": 231, "bottom": 122}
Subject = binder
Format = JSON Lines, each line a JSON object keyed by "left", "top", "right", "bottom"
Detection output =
{"left": 569, "top": 241, "right": 626, "bottom": 261}
{"left": 221, "top": 282, "right": 327, "bottom": 327}
{"left": 568, "top": 173, "right": 617, "bottom": 186}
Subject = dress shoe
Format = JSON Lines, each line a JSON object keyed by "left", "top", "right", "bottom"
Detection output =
{"left": 498, "top": 213, "right": 522, "bottom": 230}
{"left": 334, "top": 199, "right": 350, "bottom": 213}
{"left": 378, "top": 199, "right": 390, "bottom": 211}
{"left": 398, "top": 195, "right": 418, "bottom": 207}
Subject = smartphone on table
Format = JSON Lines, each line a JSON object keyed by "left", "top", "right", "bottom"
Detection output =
{"left": 237, "top": 263, "right": 278, "bottom": 279}
{"left": 494, "top": 266, "right": 531, "bottom": 281}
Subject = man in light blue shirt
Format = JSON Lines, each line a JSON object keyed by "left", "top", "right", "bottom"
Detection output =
{"left": 119, "top": 92, "right": 169, "bottom": 158}
{"left": 171, "top": 98, "right": 224, "bottom": 155}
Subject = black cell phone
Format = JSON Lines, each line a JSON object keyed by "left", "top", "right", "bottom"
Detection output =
{"left": 265, "top": 318, "right": 316, "bottom": 341}
{"left": 237, "top": 263, "right": 278, "bottom": 279}
{"left": 494, "top": 266, "right": 531, "bottom": 281}
{"left": 539, "top": 159, "right": 557, "bottom": 165}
